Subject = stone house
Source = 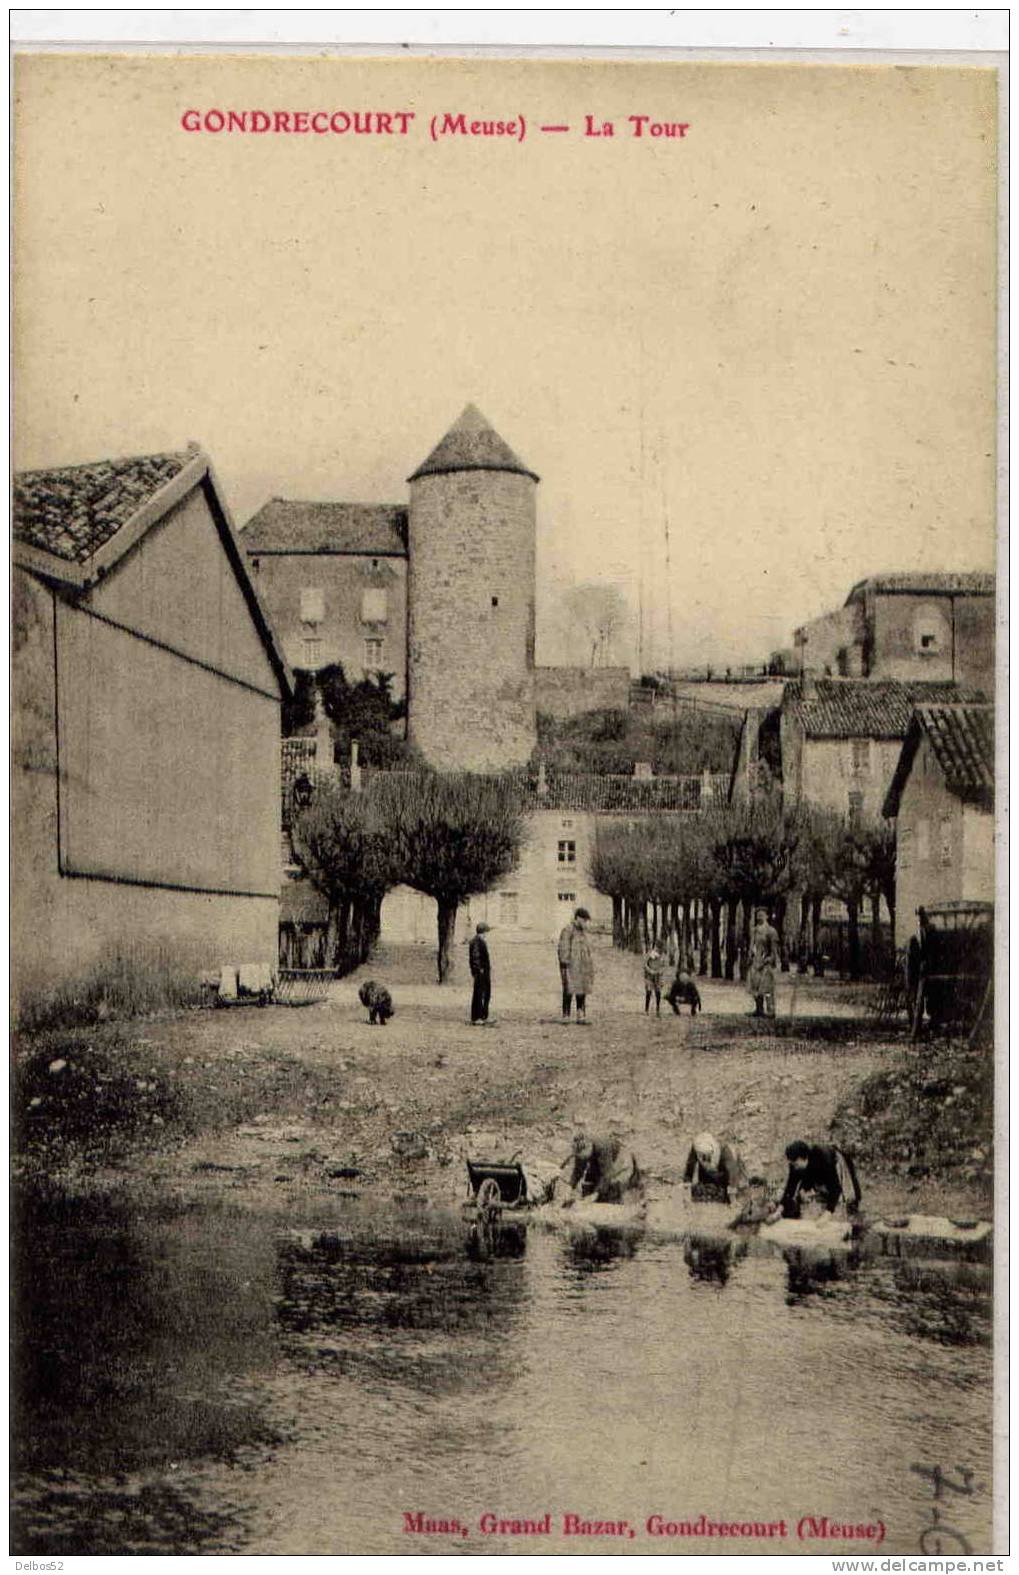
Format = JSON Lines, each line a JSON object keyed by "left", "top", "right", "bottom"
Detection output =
{"left": 243, "top": 500, "right": 409, "bottom": 700}
{"left": 882, "top": 704, "right": 994, "bottom": 948}
{"left": 12, "top": 446, "right": 291, "bottom": 1001}
{"left": 777, "top": 677, "right": 986, "bottom": 825}
{"left": 794, "top": 572, "right": 994, "bottom": 689}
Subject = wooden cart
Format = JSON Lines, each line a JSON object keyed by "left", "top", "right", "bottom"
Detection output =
{"left": 908, "top": 901, "right": 993, "bottom": 1044}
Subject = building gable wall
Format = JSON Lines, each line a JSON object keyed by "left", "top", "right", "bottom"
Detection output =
{"left": 91, "top": 483, "right": 278, "bottom": 695}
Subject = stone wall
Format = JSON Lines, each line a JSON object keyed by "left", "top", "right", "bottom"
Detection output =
{"left": 407, "top": 468, "right": 536, "bottom": 770}
{"left": 249, "top": 550, "right": 408, "bottom": 696}
{"left": 534, "top": 665, "right": 630, "bottom": 719}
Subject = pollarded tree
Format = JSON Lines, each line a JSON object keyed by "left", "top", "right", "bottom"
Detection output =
{"left": 707, "top": 793, "right": 802, "bottom": 976}
{"left": 291, "top": 779, "right": 404, "bottom": 970}
{"left": 805, "top": 809, "right": 897, "bottom": 980}
{"left": 373, "top": 771, "right": 526, "bottom": 983}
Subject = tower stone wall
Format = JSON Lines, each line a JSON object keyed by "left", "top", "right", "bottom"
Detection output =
{"left": 407, "top": 409, "right": 537, "bottom": 771}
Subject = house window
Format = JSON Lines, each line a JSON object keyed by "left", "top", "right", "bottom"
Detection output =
{"left": 500, "top": 891, "right": 519, "bottom": 925}
{"left": 558, "top": 891, "right": 576, "bottom": 903}
{"left": 916, "top": 818, "right": 930, "bottom": 861}
{"left": 847, "top": 791, "right": 864, "bottom": 828}
{"left": 361, "top": 587, "right": 388, "bottom": 623}
{"left": 850, "top": 739, "right": 871, "bottom": 775}
{"left": 561, "top": 819, "right": 574, "bottom": 830}
{"left": 558, "top": 839, "right": 577, "bottom": 865}
{"left": 302, "top": 637, "right": 322, "bottom": 669}
{"left": 300, "top": 587, "right": 324, "bottom": 625}
{"left": 898, "top": 827, "right": 912, "bottom": 870}
{"left": 491, "top": 595, "right": 499, "bottom": 608}
{"left": 251, "top": 557, "right": 260, "bottom": 575}
{"left": 364, "top": 637, "right": 384, "bottom": 672}
{"left": 939, "top": 815, "right": 954, "bottom": 868}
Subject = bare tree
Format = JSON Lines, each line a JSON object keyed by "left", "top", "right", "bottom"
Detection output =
{"left": 558, "top": 582, "right": 630, "bottom": 667}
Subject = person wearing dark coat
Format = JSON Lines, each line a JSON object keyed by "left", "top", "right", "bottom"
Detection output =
{"left": 561, "top": 1131, "right": 642, "bottom": 1204}
{"left": 779, "top": 1140, "right": 862, "bottom": 1218}
{"left": 468, "top": 922, "right": 493, "bottom": 1024}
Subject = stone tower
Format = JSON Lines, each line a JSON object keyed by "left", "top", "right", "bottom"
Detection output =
{"left": 407, "top": 405, "right": 538, "bottom": 771}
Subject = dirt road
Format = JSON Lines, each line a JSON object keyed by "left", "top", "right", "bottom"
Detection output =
{"left": 16, "top": 938, "right": 988, "bottom": 1223}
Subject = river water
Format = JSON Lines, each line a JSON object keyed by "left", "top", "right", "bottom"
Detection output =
{"left": 12, "top": 1190, "right": 994, "bottom": 1557}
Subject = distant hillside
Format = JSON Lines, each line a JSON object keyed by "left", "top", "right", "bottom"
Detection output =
{"left": 536, "top": 707, "right": 742, "bottom": 776}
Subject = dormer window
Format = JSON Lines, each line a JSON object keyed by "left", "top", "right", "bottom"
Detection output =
{"left": 361, "top": 587, "right": 388, "bottom": 623}
{"left": 300, "top": 588, "right": 324, "bottom": 625}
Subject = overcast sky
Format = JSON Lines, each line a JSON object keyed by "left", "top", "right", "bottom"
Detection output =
{"left": 14, "top": 54, "right": 998, "bottom": 670}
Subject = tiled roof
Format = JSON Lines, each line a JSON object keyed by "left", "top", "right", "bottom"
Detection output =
{"left": 356, "top": 765, "right": 729, "bottom": 814}
{"left": 13, "top": 450, "right": 195, "bottom": 563}
{"left": 408, "top": 404, "right": 539, "bottom": 483}
{"left": 532, "top": 769, "right": 728, "bottom": 814}
{"left": 784, "top": 679, "right": 987, "bottom": 740}
{"left": 242, "top": 500, "right": 408, "bottom": 556}
{"left": 846, "top": 571, "right": 995, "bottom": 601}
{"left": 884, "top": 704, "right": 994, "bottom": 816}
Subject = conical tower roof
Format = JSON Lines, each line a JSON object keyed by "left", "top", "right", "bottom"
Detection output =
{"left": 408, "top": 404, "right": 539, "bottom": 483}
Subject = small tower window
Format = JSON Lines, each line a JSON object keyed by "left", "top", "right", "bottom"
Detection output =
{"left": 491, "top": 595, "right": 499, "bottom": 608}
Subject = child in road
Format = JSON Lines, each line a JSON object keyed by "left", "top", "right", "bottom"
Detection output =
{"left": 643, "top": 942, "right": 667, "bottom": 1015}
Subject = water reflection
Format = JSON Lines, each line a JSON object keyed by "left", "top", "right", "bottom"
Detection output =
{"left": 783, "top": 1246, "right": 861, "bottom": 1305}
{"left": 683, "top": 1237, "right": 748, "bottom": 1287}
{"left": 562, "top": 1226, "right": 641, "bottom": 1274}
{"left": 12, "top": 1189, "right": 995, "bottom": 1557}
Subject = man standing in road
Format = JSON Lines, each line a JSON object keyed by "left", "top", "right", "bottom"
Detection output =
{"left": 469, "top": 921, "right": 493, "bottom": 1025}
{"left": 558, "top": 906, "right": 594, "bottom": 1024}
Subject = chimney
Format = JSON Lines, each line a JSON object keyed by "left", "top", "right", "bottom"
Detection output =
{"left": 536, "top": 759, "right": 548, "bottom": 798}
{"left": 634, "top": 761, "right": 653, "bottom": 780}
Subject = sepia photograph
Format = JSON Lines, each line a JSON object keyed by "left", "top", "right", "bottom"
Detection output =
{"left": 11, "top": 23, "right": 1004, "bottom": 1559}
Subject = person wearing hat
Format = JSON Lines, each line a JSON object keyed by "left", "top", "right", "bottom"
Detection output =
{"left": 468, "top": 921, "right": 493, "bottom": 1025}
{"left": 557, "top": 906, "right": 594, "bottom": 1023}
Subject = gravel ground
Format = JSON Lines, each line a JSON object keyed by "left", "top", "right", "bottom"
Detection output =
{"left": 13, "top": 938, "right": 993, "bottom": 1223}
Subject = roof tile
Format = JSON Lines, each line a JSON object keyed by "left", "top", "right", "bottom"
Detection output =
{"left": 243, "top": 500, "right": 407, "bottom": 556}
{"left": 408, "top": 404, "right": 538, "bottom": 483}
{"left": 784, "top": 678, "right": 987, "bottom": 739}
{"left": 847, "top": 571, "right": 995, "bottom": 601}
{"left": 13, "top": 450, "right": 195, "bottom": 563}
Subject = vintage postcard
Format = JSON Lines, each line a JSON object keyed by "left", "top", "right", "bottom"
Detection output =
{"left": 11, "top": 38, "right": 1004, "bottom": 1560}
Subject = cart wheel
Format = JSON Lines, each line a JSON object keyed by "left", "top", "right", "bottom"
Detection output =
{"left": 476, "top": 1177, "right": 502, "bottom": 1211}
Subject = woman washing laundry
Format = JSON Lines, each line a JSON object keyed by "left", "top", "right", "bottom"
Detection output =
{"left": 682, "top": 1131, "right": 746, "bottom": 1204}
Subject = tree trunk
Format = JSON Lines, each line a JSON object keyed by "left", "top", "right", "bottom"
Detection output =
{"left": 641, "top": 903, "right": 650, "bottom": 950}
{"left": 612, "top": 895, "right": 624, "bottom": 949}
{"left": 846, "top": 896, "right": 862, "bottom": 981}
{"left": 436, "top": 897, "right": 458, "bottom": 983}
{"left": 724, "top": 898, "right": 738, "bottom": 981}
{"left": 796, "top": 892, "right": 809, "bottom": 974}
{"left": 337, "top": 900, "right": 350, "bottom": 966}
{"left": 883, "top": 879, "right": 896, "bottom": 951}
{"left": 870, "top": 890, "right": 883, "bottom": 976}
{"left": 709, "top": 897, "right": 723, "bottom": 978}
{"left": 699, "top": 898, "right": 709, "bottom": 976}
{"left": 774, "top": 895, "right": 789, "bottom": 971}
{"left": 811, "top": 895, "right": 824, "bottom": 976}
{"left": 740, "top": 900, "right": 753, "bottom": 981}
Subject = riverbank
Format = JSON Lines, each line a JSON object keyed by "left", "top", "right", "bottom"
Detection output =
{"left": 13, "top": 940, "right": 993, "bottom": 1225}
